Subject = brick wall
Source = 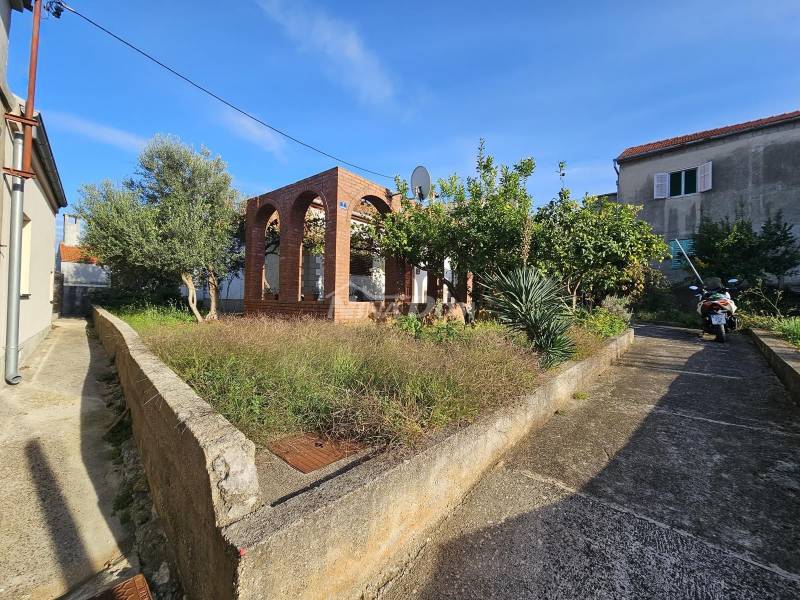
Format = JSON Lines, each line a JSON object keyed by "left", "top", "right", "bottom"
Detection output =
{"left": 244, "top": 167, "right": 424, "bottom": 323}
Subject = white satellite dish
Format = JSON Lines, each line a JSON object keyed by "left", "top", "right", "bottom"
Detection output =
{"left": 410, "top": 165, "right": 432, "bottom": 201}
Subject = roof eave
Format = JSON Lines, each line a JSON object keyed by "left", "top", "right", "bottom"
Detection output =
{"left": 616, "top": 112, "right": 800, "bottom": 164}
{"left": 33, "top": 113, "right": 68, "bottom": 208}
{"left": 10, "top": 0, "right": 33, "bottom": 12}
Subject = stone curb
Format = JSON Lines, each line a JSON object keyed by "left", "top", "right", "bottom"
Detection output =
{"left": 747, "top": 328, "right": 800, "bottom": 405}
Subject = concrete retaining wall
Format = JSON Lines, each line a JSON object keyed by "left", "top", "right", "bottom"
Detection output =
{"left": 91, "top": 307, "right": 261, "bottom": 600}
{"left": 748, "top": 328, "right": 800, "bottom": 405}
{"left": 93, "top": 306, "right": 633, "bottom": 599}
{"left": 225, "top": 329, "right": 635, "bottom": 599}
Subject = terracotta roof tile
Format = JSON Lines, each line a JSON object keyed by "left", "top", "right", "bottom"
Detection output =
{"left": 59, "top": 243, "right": 98, "bottom": 264}
{"left": 617, "top": 110, "right": 800, "bottom": 161}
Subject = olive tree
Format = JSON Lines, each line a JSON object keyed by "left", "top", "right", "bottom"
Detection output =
{"left": 78, "top": 135, "right": 240, "bottom": 322}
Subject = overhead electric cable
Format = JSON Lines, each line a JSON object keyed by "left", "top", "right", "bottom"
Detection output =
{"left": 48, "top": 1, "right": 394, "bottom": 180}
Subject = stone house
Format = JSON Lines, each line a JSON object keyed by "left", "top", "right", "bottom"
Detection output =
{"left": 0, "top": 0, "right": 67, "bottom": 374}
{"left": 614, "top": 110, "right": 800, "bottom": 277}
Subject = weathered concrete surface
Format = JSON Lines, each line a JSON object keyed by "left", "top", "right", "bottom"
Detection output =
{"left": 92, "top": 307, "right": 261, "bottom": 600}
{"left": 383, "top": 325, "right": 800, "bottom": 599}
{"left": 225, "top": 330, "right": 634, "bottom": 600}
{"left": 0, "top": 319, "right": 128, "bottom": 600}
{"left": 749, "top": 328, "right": 800, "bottom": 406}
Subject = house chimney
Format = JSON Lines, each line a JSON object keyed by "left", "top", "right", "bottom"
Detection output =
{"left": 63, "top": 214, "right": 81, "bottom": 246}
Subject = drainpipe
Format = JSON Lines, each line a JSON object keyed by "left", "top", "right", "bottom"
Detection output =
{"left": 4, "top": 131, "right": 25, "bottom": 384}
{"left": 4, "top": 0, "right": 42, "bottom": 384}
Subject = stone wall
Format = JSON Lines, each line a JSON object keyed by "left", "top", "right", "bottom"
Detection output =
{"left": 92, "top": 307, "right": 261, "bottom": 600}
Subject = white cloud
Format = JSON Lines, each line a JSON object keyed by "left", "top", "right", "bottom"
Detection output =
{"left": 222, "top": 110, "right": 286, "bottom": 160}
{"left": 43, "top": 110, "right": 147, "bottom": 153}
{"left": 256, "top": 0, "right": 395, "bottom": 106}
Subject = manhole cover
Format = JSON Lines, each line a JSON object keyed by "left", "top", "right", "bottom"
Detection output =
{"left": 90, "top": 573, "right": 152, "bottom": 600}
{"left": 268, "top": 433, "right": 362, "bottom": 473}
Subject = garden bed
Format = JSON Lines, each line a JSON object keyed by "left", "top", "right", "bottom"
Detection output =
{"left": 115, "top": 305, "right": 608, "bottom": 448}
{"left": 97, "top": 305, "right": 632, "bottom": 599}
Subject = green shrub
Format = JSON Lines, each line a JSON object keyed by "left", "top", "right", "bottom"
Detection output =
{"left": 578, "top": 307, "right": 628, "bottom": 338}
{"left": 600, "top": 295, "right": 632, "bottom": 324}
{"left": 394, "top": 314, "right": 423, "bottom": 339}
{"left": 483, "top": 267, "right": 575, "bottom": 368}
{"left": 91, "top": 285, "right": 182, "bottom": 309}
{"left": 393, "top": 314, "right": 466, "bottom": 343}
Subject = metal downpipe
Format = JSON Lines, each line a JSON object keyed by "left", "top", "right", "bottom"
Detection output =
{"left": 4, "top": 131, "right": 26, "bottom": 384}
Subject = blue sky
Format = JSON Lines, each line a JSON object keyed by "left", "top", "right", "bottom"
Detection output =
{"left": 6, "top": 0, "right": 800, "bottom": 241}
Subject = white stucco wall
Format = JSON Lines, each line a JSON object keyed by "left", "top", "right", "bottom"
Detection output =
{"left": 60, "top": 261, "right": 109, "bottom": 286}
{"left": 0, "top": 125, "right": 59, "bottom": 364}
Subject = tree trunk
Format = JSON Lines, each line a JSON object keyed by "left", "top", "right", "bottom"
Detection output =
{"left": 181, "top": 272, "right": 204, "bottom": 323}
{"left": 206, "top": 268, "right": 219, "bottom": 321}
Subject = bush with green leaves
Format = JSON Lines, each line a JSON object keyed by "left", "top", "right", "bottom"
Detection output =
{"left": 578, "top": 307, "right": 629, "bottom": 338}
{"left": 393, "top": 313, "right": 465, "bottom": 343}
{"left": 483, "top": 267, "right": 575, "bottom": 367}
{"left": 600, "top": 295, "right": 632, "bottom": 324}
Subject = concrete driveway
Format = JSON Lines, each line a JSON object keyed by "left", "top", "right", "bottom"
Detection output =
{"left": 383, "top": 325, "right": 800, "bottom": 599}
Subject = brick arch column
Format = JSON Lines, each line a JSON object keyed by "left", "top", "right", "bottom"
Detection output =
{"left": 245, "top": 200, "right": 280, "bottom": 303}
{"left": 348, "top": 190, "right": 407, "bottom": 301}
{"left": 280, "top": 189, "right": 328, "bottom": 302}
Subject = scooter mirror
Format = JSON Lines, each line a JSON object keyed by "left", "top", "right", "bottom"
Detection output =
{"left": 689, "top": 285, "right": 699, "bottom": 291}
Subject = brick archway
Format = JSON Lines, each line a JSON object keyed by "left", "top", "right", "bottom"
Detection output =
{"left": 244, "top": 167, "right": 412, "bottom": 322}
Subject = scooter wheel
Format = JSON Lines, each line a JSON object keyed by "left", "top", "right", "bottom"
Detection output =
{"left": 714, "top": 323, "right": 726, "bottom": 343}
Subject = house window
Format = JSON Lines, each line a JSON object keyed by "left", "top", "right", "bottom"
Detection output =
{"left": 654, "top": 161, "right": 712, "bottom": 199}
{"left": 668, "top": 168, "right": 697, "bottom": 197}
{"left": 20, "top": 215, "right": 31, "bottom": 296}
{"left": 669, "top": 239, "right": 694, "bottom": 270}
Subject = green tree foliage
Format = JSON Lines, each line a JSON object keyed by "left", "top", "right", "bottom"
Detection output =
{"left": 483, "top": 267, "right": 575, "bottom": 368}
{"left": 529, "top": 189, "right": 668, "bottom": 308}
{"left": 692, "top": 210, "right": 800, "bottom": 285}
{"left": 760, "top": 211, "right": 800, "bottom": 285}
{"left": 78, "top": 136, "right": 240, "bottom": 322}
{"left": 377, "top": 140, "right": 534, "bottom": 301}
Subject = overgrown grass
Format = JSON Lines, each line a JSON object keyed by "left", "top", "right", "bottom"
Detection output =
{"left": 739, "top": 314, "right": 800, "bottom": 348}
{"left": 112, "top": 303, "right": 195, "bottom": 334}
{"left": 132, "top": 316, "right": 546, "bottom": 447}
{"left": 115, "top": 306, "right": 609, "bottom": 447}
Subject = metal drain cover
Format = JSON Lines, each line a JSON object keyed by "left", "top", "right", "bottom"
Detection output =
{"left": 268, "top": 433, "right": 362, "bottom": 473}
{"left": 91, "top": 574, "right": 152, "bottom": 600}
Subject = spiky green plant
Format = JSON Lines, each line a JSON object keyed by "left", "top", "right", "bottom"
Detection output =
{"left": 483, "top": 267, "right": 576, "bottom": 367}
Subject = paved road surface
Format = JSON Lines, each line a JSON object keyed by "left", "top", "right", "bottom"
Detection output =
{"left": 383, "top": 325, "right": 800, "bottom": 599}
{"left": 0, "top": 320, "right": 128, "bottom": 600}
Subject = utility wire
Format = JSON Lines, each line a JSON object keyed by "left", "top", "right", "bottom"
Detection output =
{"left": 48, "top": 1, "right": 394, "bottom": 180}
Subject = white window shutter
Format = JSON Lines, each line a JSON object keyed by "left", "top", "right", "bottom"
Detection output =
{"left": 698, "top": 161, "right": 712, "bottom": 192}
{"left": 653, "top": 172, "right": 669, "bottom": 199}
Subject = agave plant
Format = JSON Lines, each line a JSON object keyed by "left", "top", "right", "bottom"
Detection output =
{"left": 483, "top": 267, "right": 575, "bottom": 368}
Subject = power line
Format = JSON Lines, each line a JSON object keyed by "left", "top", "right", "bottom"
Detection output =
{"left": 46, "top": 1, "right": 394, "bottom": 180}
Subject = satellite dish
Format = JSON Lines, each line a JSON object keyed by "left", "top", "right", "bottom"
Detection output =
{"left": 410, "top": 165, "right": 431, "bottom": 201}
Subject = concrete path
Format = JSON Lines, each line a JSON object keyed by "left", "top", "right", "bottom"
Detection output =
{"left": 384, "top": 325, "right": 800, "bottom": 599}
{"left": 0, "top": 319, "right": 127, "bottom": 600}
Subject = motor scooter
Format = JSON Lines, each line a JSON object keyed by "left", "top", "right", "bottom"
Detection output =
{"left": 689, "top": 278, "right": 739, "bottom": 342}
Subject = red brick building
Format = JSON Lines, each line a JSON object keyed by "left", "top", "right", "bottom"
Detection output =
{"left": 245, "top": 167, "right": 434, "bottom": 322}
